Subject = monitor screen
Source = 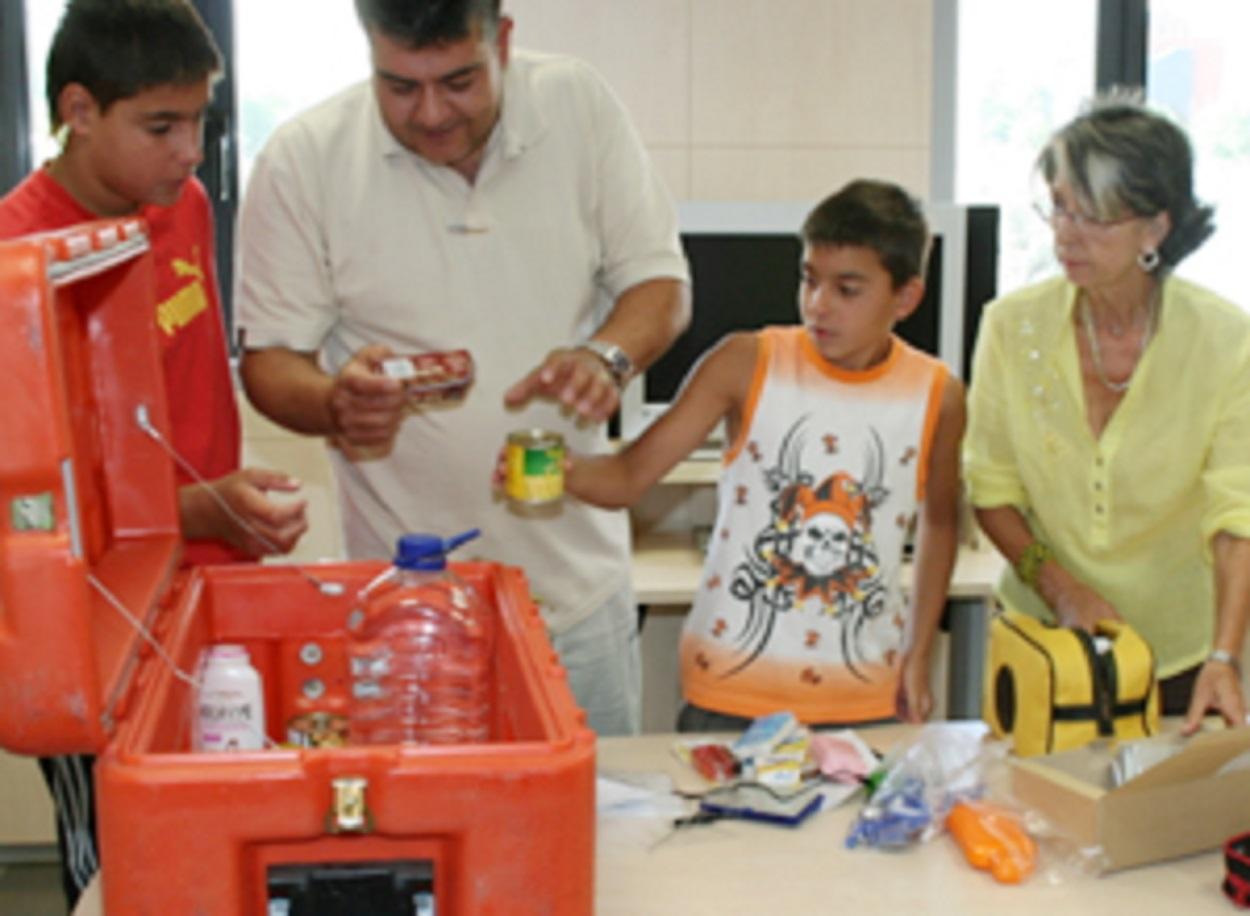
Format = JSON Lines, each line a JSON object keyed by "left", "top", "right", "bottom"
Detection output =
{"left": 644, "top": 232, "right": 946, "bottom": 404}
{"left": 645, "top": 232, "right": 800, "bottom": 403}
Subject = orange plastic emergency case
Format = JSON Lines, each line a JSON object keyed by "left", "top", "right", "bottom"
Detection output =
{"left": 0, "top": 222, "right": 596, "bottom": 915}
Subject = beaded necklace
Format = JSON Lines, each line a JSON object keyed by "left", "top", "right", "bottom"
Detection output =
{"left": 1079, "top": 285, "right": 1159, "bottom": 394}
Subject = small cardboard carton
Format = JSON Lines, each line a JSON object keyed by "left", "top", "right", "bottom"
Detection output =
{"left": 1011, "top": 726, "right": 1250, "bottom": 871}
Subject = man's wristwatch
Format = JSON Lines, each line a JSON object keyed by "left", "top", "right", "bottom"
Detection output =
{"left": 579, "top": 340, "right": 634, "bottom": 389}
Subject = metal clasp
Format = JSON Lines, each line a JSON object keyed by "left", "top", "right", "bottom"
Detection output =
{"left": 328, "top": 776, "right": 372, "bottom": 834}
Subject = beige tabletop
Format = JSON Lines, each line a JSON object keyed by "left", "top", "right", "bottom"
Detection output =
{"left": 73, "top": 724, "right": 1232, "bottom": 915}
{"left": 595, "top": 726, "right": 1232, "bottom": 916}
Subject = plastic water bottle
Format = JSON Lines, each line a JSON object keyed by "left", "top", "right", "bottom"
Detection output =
{"left": 193, "top": 644, "right": 267, "bottom": 752}
{"left": 347, "top": 530, "right": 494, "bottom": 745}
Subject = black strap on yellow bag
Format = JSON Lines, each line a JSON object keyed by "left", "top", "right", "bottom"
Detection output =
{"left": 983, "top": 606, "right": 1160, "bottom": 757}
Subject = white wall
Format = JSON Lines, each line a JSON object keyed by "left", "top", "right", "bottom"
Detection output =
{"left": 509, "top": 0, "right": 933, "bottom": 201}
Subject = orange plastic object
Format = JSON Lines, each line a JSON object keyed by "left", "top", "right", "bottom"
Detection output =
{"left": 0, "top": 222, "right": 595, "bottom": 914}
{"left": 0, "top": 222, "right": 179, "bottom": 755}
{"left": 97, "top": 560, "right": 595, "bottom": 915}
{"left": 946, "top": 800, "right": 1037, "bottom": 884}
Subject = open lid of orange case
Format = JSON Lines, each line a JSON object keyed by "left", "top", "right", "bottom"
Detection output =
{"left": 0, "top": 219, "right": 182, "bottom": 756}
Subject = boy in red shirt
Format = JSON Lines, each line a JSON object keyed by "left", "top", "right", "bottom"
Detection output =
{"left": 0, "top": 1, "right": 308, "bottom": 905}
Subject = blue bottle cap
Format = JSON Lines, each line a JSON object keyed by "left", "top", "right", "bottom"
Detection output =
{"left": 394, "top": 534, "right": 447, "bottom": 571}
{"left": 393, "top": 529, "right": 481, "bottom": 571}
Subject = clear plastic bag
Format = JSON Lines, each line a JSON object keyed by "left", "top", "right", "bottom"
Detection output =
{"left": 845, "top": 721, "right": 1109, "bottom": 883}
{"left": 845, "top": 721, "right": 990, "bottom": 849}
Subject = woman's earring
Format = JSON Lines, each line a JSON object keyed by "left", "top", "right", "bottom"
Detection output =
{"left": 1137, "top": 248, "right": 1161, "bottom": 272}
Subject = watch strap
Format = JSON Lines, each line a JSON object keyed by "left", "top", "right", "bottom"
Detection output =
{"left": 580, "top": 340, "right": 633, "bottom": 388}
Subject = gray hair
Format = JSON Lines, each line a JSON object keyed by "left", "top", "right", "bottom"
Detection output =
{"left": 1037, "top": 89, "right": 1214, "bottom": 270}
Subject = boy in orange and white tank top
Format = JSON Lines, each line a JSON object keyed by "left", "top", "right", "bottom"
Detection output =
{"left": 505, "top": 180, "right": 966, "bottom": 730}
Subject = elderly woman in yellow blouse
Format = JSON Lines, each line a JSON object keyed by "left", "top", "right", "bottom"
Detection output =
{"left": 965, "top": 96, "right": 1250, "bottom": 733}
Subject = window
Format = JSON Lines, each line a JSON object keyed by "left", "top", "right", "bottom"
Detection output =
{"left": 24, "top": 0, "right": 62, "bottom": 167}
{"left": 1148, "top": 0, "right": 1250, "bottom": 308}
{"left": 954, "top": 0, "right": 1099, "bottom": 293}
{"left": 235, "top": 2, "right": 368, "bottom": 191}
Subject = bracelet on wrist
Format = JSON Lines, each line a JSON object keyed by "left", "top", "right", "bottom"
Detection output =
{"left": 1015, "top": 540, "right": 1052, "bottom": 591}
{"left": 1207, "top": 648, "right": 1241, "bottom": 674}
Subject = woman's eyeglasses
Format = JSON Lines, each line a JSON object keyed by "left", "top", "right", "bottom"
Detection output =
{"left": 1033, "top": 199, "right": 1138, "bottom": 232}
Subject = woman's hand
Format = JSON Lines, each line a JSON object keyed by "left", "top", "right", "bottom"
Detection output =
{"left": 1181, "top": 658, "right": 1247, "bottom": 735}
{"left": 1038, "top": 563, "right": 1124, "bottom": 632}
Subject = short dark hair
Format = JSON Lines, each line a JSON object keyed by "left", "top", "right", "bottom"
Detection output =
{"left": 801, "top": 179, "right": 930, "bottom": 288}
{"left": 1037, "top": 90, "right": 1214, "bottom": 270}
{"left": 353, "top": 0, "right": 502, "bottom": 47}
{"left": 47, "top": 0, "right": 221, "bottom": 129}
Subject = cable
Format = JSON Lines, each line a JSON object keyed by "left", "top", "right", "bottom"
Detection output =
{"left": 88, "top": 572, "right": 282, "bottom": 751}
{"left": 133, "top": 404, "right": 344, "bottom": 597}
{"left": 88, "top": 571, "right": 200, "bottom": 689}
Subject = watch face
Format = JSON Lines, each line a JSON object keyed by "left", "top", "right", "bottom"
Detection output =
{"left": 586, "top": 341, "right": 632, "bottom": 385}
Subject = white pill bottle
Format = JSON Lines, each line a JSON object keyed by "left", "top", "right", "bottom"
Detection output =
{"left": 193, "top": 643, "right": 267, "bottom": 752}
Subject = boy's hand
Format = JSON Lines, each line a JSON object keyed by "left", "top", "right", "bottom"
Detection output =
{"left": 504, "top": 347, "right": 621, "bottom": 424}
{"left": 895, "top": 652, "right": 934, "bottom": 724}
{"left": 181, "top": 468, "right": 309, "bottom": 557}
{"left": 491, "top": 442, "right": 579, "bottom": 500}
{"left": 328, "top": 344, "right": 407, "bottom": 450}
{"left": 490, "top": 444, "right": 509, "bottom": 496}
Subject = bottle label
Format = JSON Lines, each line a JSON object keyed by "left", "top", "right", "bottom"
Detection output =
{"left": 197, "top": 690, "right": 263, "bottom": 751}
{"left": 194, "top": 648, "right": 267, "bottom": 752}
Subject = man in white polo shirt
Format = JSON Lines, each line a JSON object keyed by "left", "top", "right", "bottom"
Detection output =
{"left": 235, "top": 0, "right": 690, "bottom": 735}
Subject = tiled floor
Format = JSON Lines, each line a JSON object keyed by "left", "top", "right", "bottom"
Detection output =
{"left": 0, "top": 860, "right": 69, "bottom": 916}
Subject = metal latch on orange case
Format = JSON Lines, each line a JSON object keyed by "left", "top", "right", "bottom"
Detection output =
{"left": 327, "top": 776, "right": 373, "bottom": 834}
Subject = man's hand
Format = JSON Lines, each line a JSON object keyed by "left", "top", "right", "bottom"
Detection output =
{"left": 504, "top": 347, "right": 622, "bottom": 424}
{"left": 180, "top": 468, "right": 309, "bottom": 557}
{"left": 328, "top": 344, "right": 408, "bottom": 450}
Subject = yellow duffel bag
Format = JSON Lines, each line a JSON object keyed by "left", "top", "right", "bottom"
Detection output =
{"left": 983, "top": 607, "right": 1161, "bottom": 757}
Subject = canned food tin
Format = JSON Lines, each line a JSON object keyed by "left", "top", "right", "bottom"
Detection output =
{"left": 505, "top": 429, "right": 565, "bottom": 505}
{"left": 286, "top": 711, "right": 349, "bottom": 749}
{"left": 380, "top": 349, "right": 475, "bottom": 403}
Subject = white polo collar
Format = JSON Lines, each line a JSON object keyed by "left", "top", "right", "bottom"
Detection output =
{"left": 370, "top": 54, "right": 547, "bottom": 169}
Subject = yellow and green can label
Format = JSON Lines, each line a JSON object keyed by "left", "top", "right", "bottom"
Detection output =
{"left": 506, "top": 430, "right": 564, "bottom": 505}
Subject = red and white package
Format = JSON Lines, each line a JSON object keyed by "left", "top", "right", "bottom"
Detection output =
{"left": 381, "top": 349, "right": 475, "bottom": 403}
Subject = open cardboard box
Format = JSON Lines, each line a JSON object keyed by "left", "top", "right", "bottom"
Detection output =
{"left": 1011, "top": 726, "right": 1250, "bottom": 871}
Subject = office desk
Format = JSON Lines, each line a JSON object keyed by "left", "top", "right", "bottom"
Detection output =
{"left": 73, "top": 726, "right": 1230, "bottom": 915}
{"left": 632, "top": 532, "right": 1006, "bottom": 719}
{"left": 596, "top": 728, "right": 1231, "bottom": 915}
